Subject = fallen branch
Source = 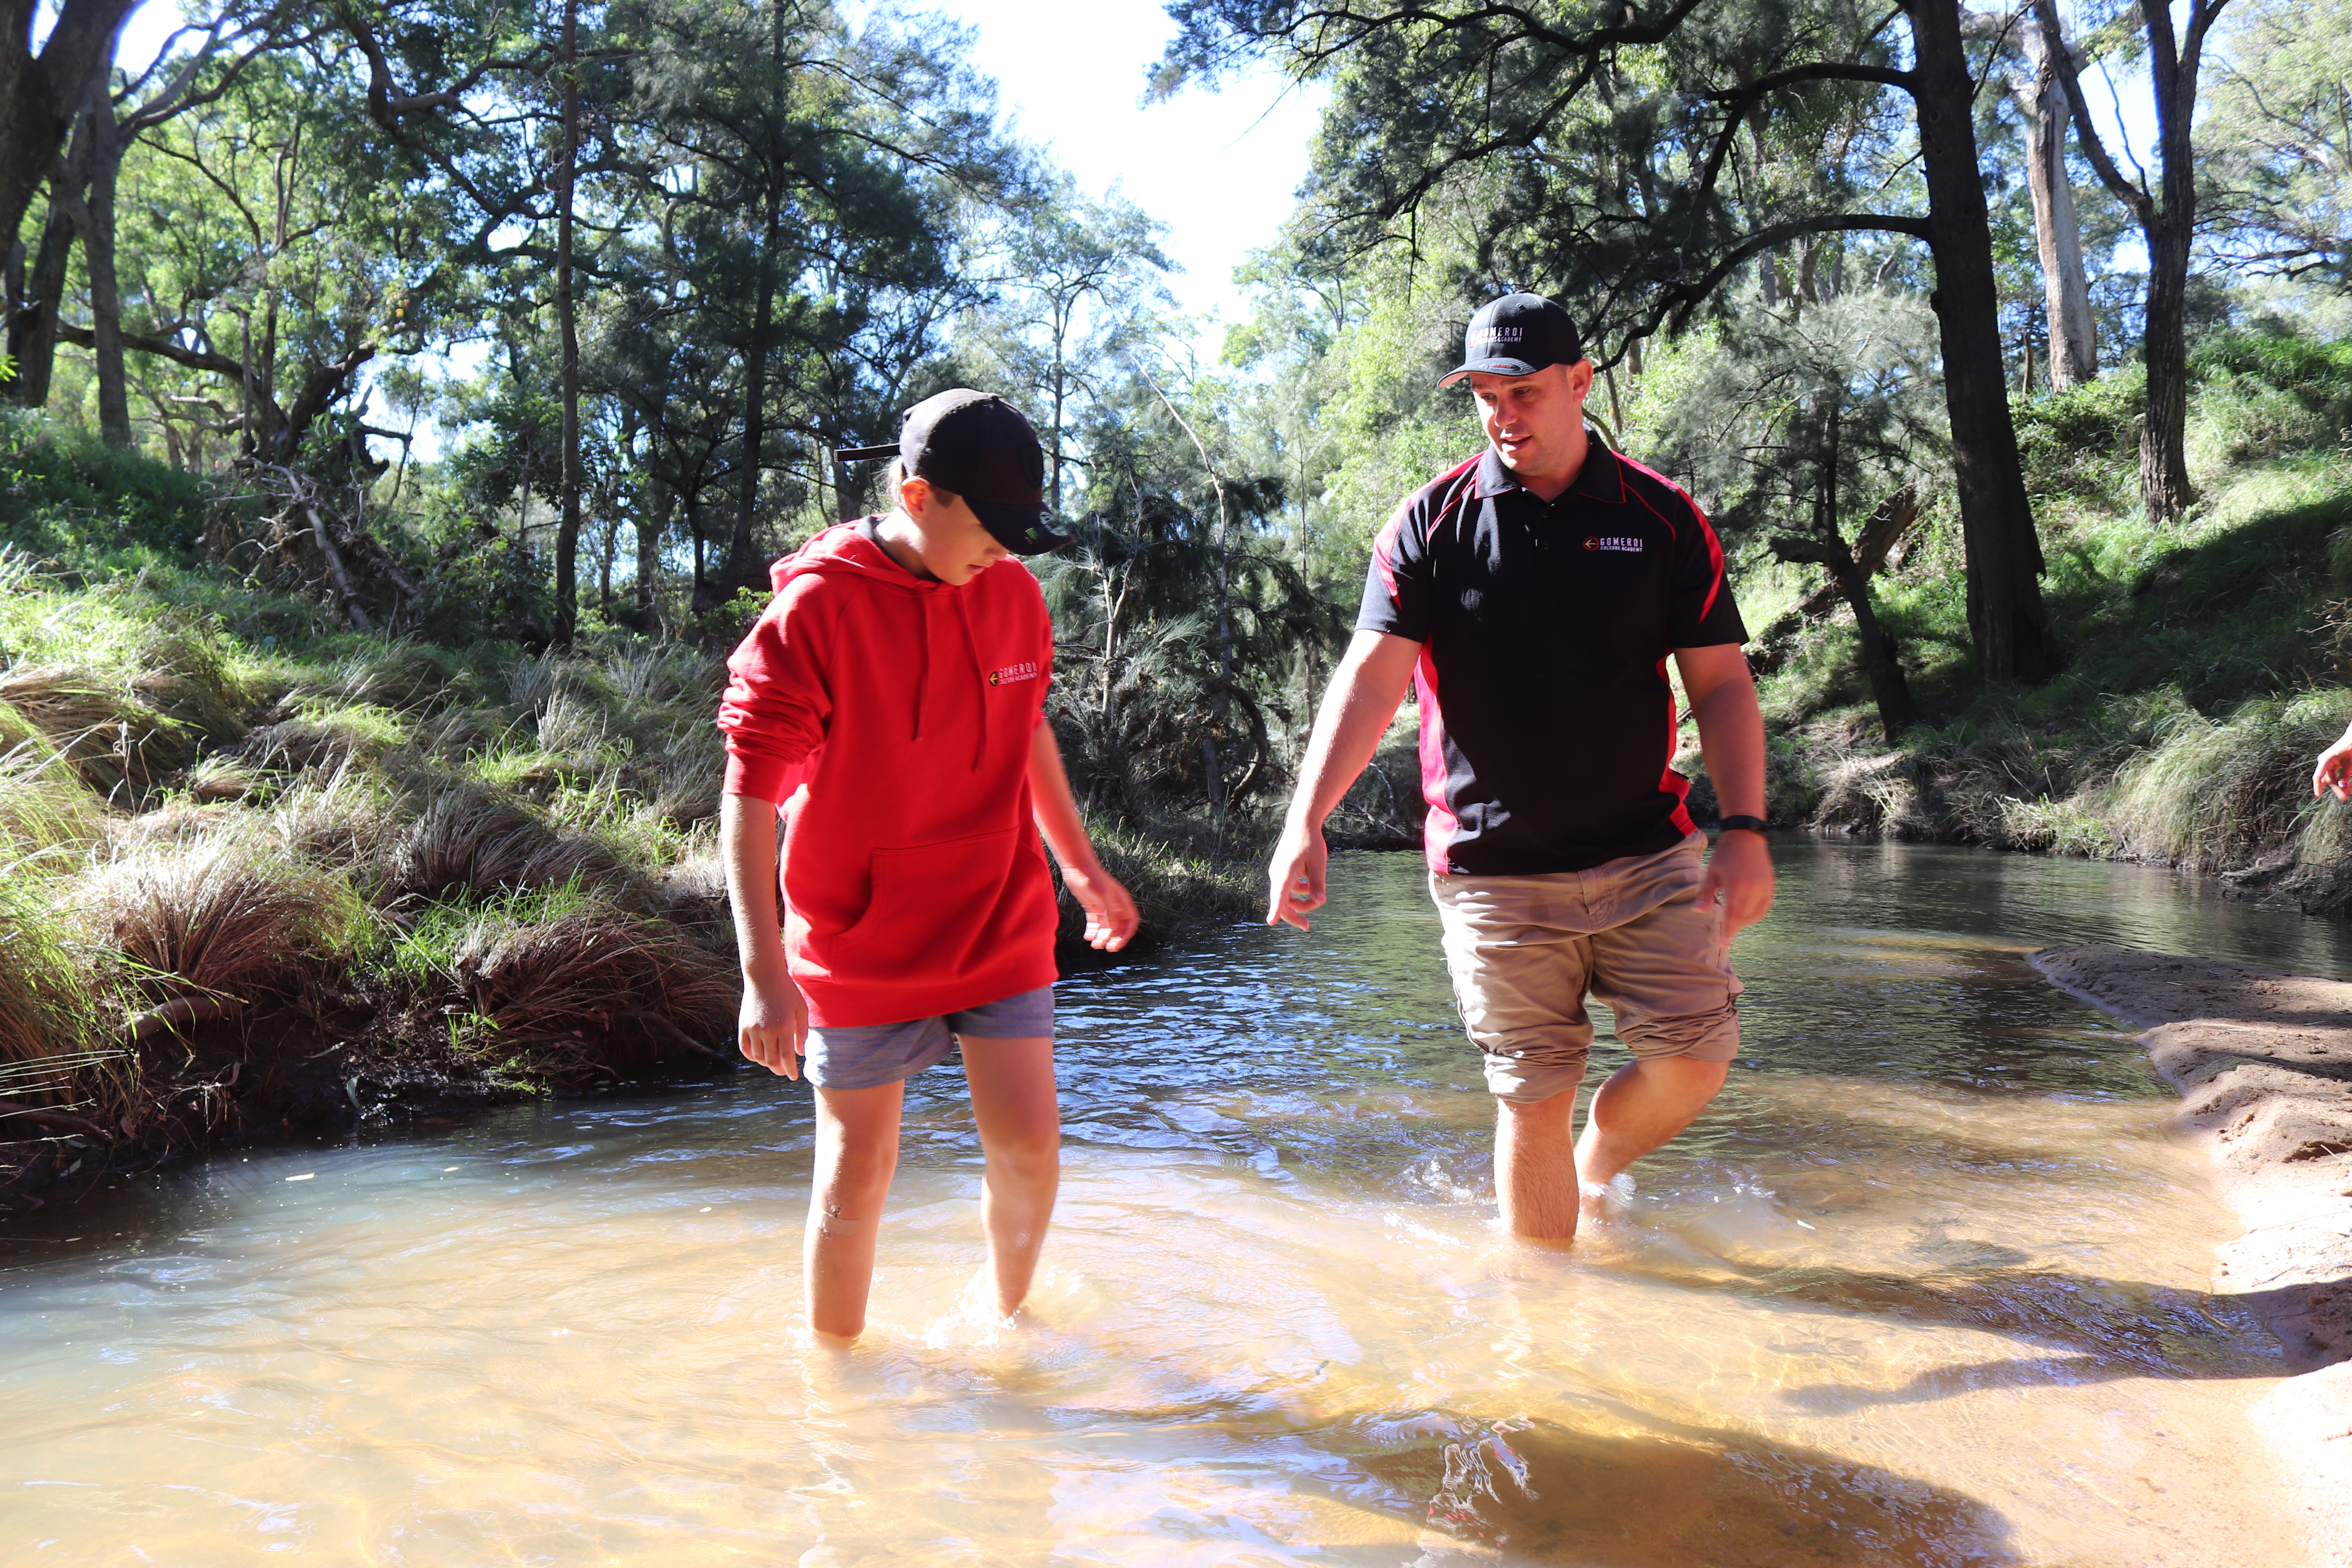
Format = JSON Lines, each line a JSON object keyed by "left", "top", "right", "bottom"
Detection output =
{"left": 125, "top": 993, "right": 247, "bottom": 1041}
{"left": 0, "top": 1102, "right": 108, "bottom": 1137}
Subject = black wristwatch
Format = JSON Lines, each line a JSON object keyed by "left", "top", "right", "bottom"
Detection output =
{"left": 1717, "top": 815, "right": 1770, "bottom": 836}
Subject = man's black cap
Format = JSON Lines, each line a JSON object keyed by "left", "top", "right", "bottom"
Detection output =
{"left": 838, "top": 389, "right": 1069, "bottom": 555}
{"left": 1438, "top": 293, "right": 1586, "bottom": 387}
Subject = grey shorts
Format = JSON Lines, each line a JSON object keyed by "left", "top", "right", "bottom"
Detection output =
{"left": 1431, "top": 833, "right": 1742, "bottom": 1104}
{"left": 802, "top": 985, "right": 1055, "bottom": 1091}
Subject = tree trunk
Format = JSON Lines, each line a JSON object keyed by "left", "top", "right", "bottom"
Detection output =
{"left": 1910, "top": 0, "right": 2055, "bottom": 683}
{"left": 553, "top": 0, "right": 583, "bottom": 647}
{"left": 1770, "top": 532, "right": 1916, "bottom": 742}
{"left": 74, "top": 65, "right": 129, "bottom": 444}
{"left": 706, "top": 191, "right": 780, "bottom": 613}
{"left": 5, "top": 201, "right": 75, "bottom": 408}
{"left": 2033, "top": 0, "right": 2216, "bottom": 525}
{"left": 2014, "top": 35, "right": 2097, "bottom": 388}
{"left": 637, "top": 466, "right": 670, "bottom": 627}
{"left": 0, "top": 0, "right": 135, "bottom": 260}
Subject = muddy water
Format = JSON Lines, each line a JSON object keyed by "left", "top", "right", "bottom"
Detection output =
{"left": 6, "top": 842, "right": 2348, "bottom": 1566}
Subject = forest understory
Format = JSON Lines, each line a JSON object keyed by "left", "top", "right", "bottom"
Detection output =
{"left": 1729, "top": 333, "right": 2352, "bottom": 916}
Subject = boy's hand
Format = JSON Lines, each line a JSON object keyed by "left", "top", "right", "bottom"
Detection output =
{"left": 1063, "top": 861, "right": 1140, "bottom": 951}
{"left": 1266, "top": 820, "right": 1327, "bottom": 931}
{"left": 739, "top": 962, "right": 808, "bottom": 1078}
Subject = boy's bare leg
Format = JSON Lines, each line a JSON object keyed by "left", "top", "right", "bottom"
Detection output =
{"left": 1495, "top": 1091, "right": 1582, "bottom": 1243}
{"left": 806, "top": 1081, "right": 906, "bottom": 1341}
{"left": 1573, "top": 1056, "right": 1730, "bottom": 1218}
{"left": 959, "top": 1036, "right": 1060, "bottom": 1317}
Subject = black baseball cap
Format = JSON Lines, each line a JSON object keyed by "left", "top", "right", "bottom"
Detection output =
{"left": 836, "top": 389, "right": 1069, "bottom": 555}
{"left": 1437, "top": 293, "right": 1586, "bottom": 387}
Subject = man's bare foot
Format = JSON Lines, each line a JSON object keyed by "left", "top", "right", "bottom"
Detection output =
{"left": 1579, "top": 1172, "right": 1634, "bottom": 1224}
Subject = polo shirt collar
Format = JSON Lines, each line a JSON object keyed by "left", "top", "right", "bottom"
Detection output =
{"left": 1474, "top": 440, "right": 1627, "bottom": 504}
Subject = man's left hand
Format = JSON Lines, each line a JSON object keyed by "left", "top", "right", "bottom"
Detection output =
{"left": 1699, "top": 830, "right": 1775, "bottom": 947}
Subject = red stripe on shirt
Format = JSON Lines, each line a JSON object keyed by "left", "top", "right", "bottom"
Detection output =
{"left": 1415, "top": 650, "right": 1460, "bottom": 874}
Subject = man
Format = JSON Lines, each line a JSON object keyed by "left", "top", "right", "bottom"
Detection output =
{"left": 1266, "top": 294, "right": 1774, "bottom": 1243}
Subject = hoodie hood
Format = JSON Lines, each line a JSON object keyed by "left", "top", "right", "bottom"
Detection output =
{"left": 771, "top": 517, "right": 922, "bottom": 593}
{"left": 769, "top": 519, "right": 991, "bottom": 765}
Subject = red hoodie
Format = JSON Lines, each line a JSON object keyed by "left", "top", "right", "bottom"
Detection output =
{"left": 716, "top": 521, "right": 1059, "bottom": 1027}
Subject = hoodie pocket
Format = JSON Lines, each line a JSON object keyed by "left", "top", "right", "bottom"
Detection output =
{"left": 834, "top": 828, "right": 1020, "bottom": 975}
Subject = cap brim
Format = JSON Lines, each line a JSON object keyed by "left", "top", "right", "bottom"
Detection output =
{"left": 1438, "top": 357, "right": 1546, "bottom": 388}
{"left": 970, "top": 499, "right": 1071, "bottom": 556}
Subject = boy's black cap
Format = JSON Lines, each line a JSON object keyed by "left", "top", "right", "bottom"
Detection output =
{"left": 838, "top": 389, "right": 1069, "bottom": 555}
{"left": 1438, "top": 292, "right": 1586, "bottom": 387}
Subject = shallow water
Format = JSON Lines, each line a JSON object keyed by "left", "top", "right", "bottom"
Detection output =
{"left": 5, "top": 841, "right": 2345, "bottom": 1565}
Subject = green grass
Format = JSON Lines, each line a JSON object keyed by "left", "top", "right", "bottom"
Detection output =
{"left": 1756, "top": 327, "right": 2352, "bottom": 910}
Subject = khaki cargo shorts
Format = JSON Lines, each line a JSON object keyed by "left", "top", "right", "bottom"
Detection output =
{"left": 1430, "top": 832, "right": 1742, "bottom": 1103}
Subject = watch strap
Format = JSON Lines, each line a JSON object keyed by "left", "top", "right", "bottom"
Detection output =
{"left": 1717, "top": 815, "right": 1769, "bottom": 835}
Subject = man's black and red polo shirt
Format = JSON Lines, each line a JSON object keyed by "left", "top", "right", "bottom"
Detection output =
{"left": 1356, "top": 443, "right": 1748, "bottom": 877}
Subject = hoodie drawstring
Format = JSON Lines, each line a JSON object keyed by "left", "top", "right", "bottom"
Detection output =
{"left": 912, "top": 593, "right": 934, "bottom": 742}
{"left": 953, "top": 590, "right": 987, "bottom": 772}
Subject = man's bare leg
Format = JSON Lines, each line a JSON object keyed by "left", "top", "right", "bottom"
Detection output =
{"left": 1495, "top": 1089, "right": 1583, "bottom": 1243}
{"left": 1573, "top": 1056, "right": 1730, "bottom": 1220}
{"left": 806, "top": 1081, "right": 906, "bottom": 1341}
{"left": 960, "top": 1035, "right": 1060, "bottom": 1317}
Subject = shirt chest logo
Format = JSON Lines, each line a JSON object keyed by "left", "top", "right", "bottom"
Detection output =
{"left": 987, "top": 661, "right": 1040, "bottom": 687}
{"left": 1584, "top": 535, "right": 1643, "bottom": 553}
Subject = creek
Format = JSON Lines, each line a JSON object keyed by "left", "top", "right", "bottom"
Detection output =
{"left": 5, "top": 841, "right": 2348, "bottom": 1565}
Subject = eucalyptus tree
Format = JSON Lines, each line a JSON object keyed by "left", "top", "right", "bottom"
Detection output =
{"left": 2199, "top": 0, "right": 2351, "bottom": 295}
{"left": 1163, "top": 0, "right": 2060, "bottom": 683}
{"left": 2033, "top": 0, "right": 2231, "bottom": 524}
{"left": 957, "top": 180, "right": 1174, "bottom": 515}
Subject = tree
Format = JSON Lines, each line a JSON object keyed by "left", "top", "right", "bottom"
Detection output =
{"left": 554, "top": 0, "right": 583, "bottom": 646}
{"left": 2199, "top": 0, "right": 2352, "bottom": 293}
{"left": 1164, "top": 0, "right": 2060, "bottom": 682}
{"left": 0, "top": 0, "right": 136, "bottom": 258}
{"left": 2034, "top": 0, "right": 2229, "bottom": 524}
{"left": 1644, "top": 291, "right": 1943, "bottom": 741}
{"left": 2006, "top": 18, "right": 2096, "bottom": 387}
{"left": 960, "top": 181, "right": 1172, "bottom": 515}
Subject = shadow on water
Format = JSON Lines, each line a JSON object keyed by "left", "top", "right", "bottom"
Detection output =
{"left": 1350, "top": 1408, "right": 2015, "bottom": 1566}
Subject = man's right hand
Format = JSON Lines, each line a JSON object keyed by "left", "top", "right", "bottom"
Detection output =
{"left": 1265, "top": 820, "right": 1330, "bottom": 931}
{"left": 738, "top": 961, "right": 808, "bottom": 1078}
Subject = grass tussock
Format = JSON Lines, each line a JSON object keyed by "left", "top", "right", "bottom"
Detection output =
{"left": 0, "top": 740, "right": 106, "bottom": 858}
{"left": 439, "top": 885, "right": 738, "bottom": 1086}
{"left": 77, "top": 839, "right": 367, "bottom": 1016}
{"left": 1750, "top": 325, "right": 2352, "bottom": 916}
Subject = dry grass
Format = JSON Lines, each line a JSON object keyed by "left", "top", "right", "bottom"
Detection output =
{"left": 0, "top": 665, "right": 198, "bottom": 800}
{"left": 77, "top": 840, "right": 366, "bottom": 1013}
{"left": 0, "top": 738, "right": 105, "bottom": 858}
{"left": 380, "top": 781, "right": 627, "bottom": 904}
{"left": 178, "top": 755, "right": 267, "bottom": 804}
{"left": 451, "top": 896, "right": 737, "bottom": 1085}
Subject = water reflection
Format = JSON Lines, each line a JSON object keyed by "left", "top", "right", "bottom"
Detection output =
{"left": 0, "top": 842, "right": 2329, "bottom": 1565}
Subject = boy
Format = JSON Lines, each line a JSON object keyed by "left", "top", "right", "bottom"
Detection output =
{"left": 717, "top": 388, "right": 1138, "bottom": 1342}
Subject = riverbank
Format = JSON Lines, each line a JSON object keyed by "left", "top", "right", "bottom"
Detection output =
{"left": 1740, "top": 335, "right": 2352, "bottom": 917}
{"left": 2032, "top": 942, "right": 2352, "bottom": 1567}
{"left": 0, "top": 437, "right": 1262, "bottom": 1211}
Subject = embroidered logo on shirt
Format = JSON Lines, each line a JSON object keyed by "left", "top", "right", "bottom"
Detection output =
{"left": 1583, "top": 536, "right": 1643, "bottom": 552}
{"left": 988, "top": 661, "right": 1040, "bottom": 687}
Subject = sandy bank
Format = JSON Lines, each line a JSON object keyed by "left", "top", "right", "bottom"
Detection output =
{"left": 2032, "top": 943, "right": 2352, "bottom": 1566}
